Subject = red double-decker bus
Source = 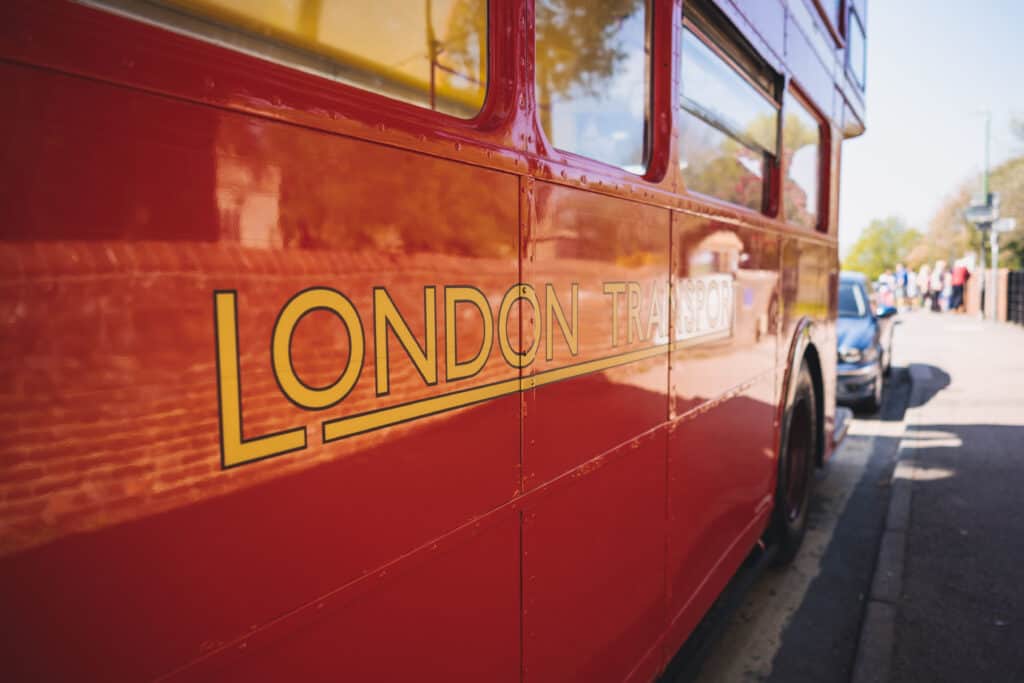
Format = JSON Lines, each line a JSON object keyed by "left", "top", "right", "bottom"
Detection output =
{"left": 0, "top": 1, "right": 866, "bottom": 680}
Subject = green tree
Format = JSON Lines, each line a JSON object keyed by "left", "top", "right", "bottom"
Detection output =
{"left": 843, "top": 217, "right": 923, "bottom": 281}
{"left": 907, "top": 180, "right": 973, "bottom": 269}
{"left": 904, "top": 136, "right": 1024, "bottom": 271}
{"left": 988, "top": 155, "right": 1024, "bottom": 268}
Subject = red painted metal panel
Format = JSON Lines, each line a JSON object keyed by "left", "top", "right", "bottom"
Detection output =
{"left": 186, "top": 509, "right": 522, "bottom": 683}
{"left": 523, "top": 182, "right": 670, "bottom": 490}
{"left": 522, "top": 430, "right": 667, "bottom": 683}
{"left": 778, "top": 237, "right": 838, "bottom": 451}
{"left": 667, "top": 386, "right": 777, "bottom": 619}
{"left": 665, "top": 212, "right": 781, "bottom": 643}
{"left": 664, "top": 491, "right": 770, "bottom": 658}
{"left": 0, "top": 43, "right": 522, "bottom": 681}
{"left": 669, "top": 214, "right": 780, "bottom": 418}
{"left": 0, "top": 0, "right": 854, "bottom": 679}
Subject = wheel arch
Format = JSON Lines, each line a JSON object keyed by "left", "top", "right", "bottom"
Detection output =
{"left": 801, "top": 343, "right": 826, "bottom": 467}
{"left": 778, "top": 319, "right": 826, "bottom": 468}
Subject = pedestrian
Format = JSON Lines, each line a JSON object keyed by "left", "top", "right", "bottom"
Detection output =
{"left": 941, "top": 268, "right": 953, "bottom": 311}
{"left": 906, "top": 266, "right": 919, "bottom": 307}
{"left": 930, "top": 261, "right": 946, "bottom": 312}
{"left": 917, "top": 264, "right": 931, "bottom": 310}
{"left": 951, "top": 260, "right": 970, "bottom": 313}
{"left": 894, "top": 263, "right": 909, "bottom": 309}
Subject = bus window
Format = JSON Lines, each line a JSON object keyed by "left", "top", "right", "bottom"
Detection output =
{"left": 782, "top": 89, "right": 823, "bottom": 230}
{"left": 535, "top": 0, "right": 650, "bottom": 173}
{"left": 679, "top": 25, "right": 778, "bottom": 211}
{"left": 824, "top": 0, "right": 844, "bottom": 37}
{"left": 847, "top": 7, "right": 867, "bottom": 89}
{"left": 98, "top": 0, "right": 488, "bottom": 118}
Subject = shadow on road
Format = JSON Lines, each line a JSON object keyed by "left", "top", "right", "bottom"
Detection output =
{"left": 890, "top": 419, "right": 1024, "bottom": 683}
{"left": 667, "top": 358, "right": 1016, "bottom": 683}
{"left": 851, "top": 363, "right": 950, "bottom": 422}
{"left": 762, "top": 366, "right": 913, "bottom": 683}
{"left": 906, "top": 365, "right": 951, "bottom": 408}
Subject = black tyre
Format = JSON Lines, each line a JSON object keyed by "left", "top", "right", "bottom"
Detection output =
{"left": 769, "top": 363, "right": 819, "bottom": 565}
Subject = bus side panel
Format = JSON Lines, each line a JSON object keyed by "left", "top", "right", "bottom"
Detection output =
{"left": 779, "top": 237, "right": 836, "bottom": 435}
{"left": 0, "top": 63, "right": 521, "bottom": 680}
{"left": 520, "top": 182, "right": 670, "bottom": 681}
{"left": 666, "top": 216, "right": 780, "bottom": 641}
{"left": 522, "top": 182, "right": 670, "bottom": 490}
{"left": 193, "top": 508, "right": 522, "bottom": 683}
{"left": 522, "top": 430, "right": 667, "bottom": 683}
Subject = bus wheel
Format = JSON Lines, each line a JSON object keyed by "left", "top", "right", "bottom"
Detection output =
{"left": 770, "top": 363, "right": 818, "bottom": 565}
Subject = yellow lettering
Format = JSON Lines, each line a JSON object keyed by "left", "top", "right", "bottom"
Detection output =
{"left": 647, "top": 280, "right": 667, "bottom": 340}
{"left": 444, "top": 286, "right": 494, "bottom": 381}
{"left": 373, "top": 287, "right": 437, "bottom": 396}
{"left": 498, "top": 283, "right": 541, "bottom": 368}
{"left": 545, "top": 283, "right": 579, "bottom": 360}
{"left": 628, "top": 281, "right": 645, "bottom": 343}
{"left": 602, "top": 282, "right": 626, "bottom": 346}
{"left": 272, "top": 287, "right": 365, "bottom": 410}
{"left": 214, "top": 291, "right": 306, "bottom": 468}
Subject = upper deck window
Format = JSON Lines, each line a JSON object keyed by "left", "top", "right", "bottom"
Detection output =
{"left": 782, "top": 89, "right": 823, "bottom": 230}
{"left": 535, "top": 0, "right": 650, "bottom": 173}
{"left": 679, "top": 23, "right": 779, "bottom": 212}
{"left": 96, "top": 0, "right": 488, "bottom": 118}
{"left": 847, "top": 7, "right": 866, "bottom": 89}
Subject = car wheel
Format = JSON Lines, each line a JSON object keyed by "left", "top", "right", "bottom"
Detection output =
{"left": 769, "top": 362, "right": 818, "bottom": 565}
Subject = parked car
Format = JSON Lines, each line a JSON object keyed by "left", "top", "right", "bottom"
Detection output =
{"left": 837, "top": 271, "right": 897, "bottom": 412}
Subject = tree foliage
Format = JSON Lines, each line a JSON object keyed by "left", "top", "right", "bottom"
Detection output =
{"left": 908, "top": 181, "right": 973, "bottom": 269}
{"left": 907, "top": 154, "right": 1024, "bottom": 270}
{"left": 987, "top": 156, "right": 1024, "bottom": 267}
{"left": 440, "top": 0, "right": 488, "bottom": 92}
{"left": 534, "top": 0, "right": 643, "bottom": 98}
{"left": 843, "top": 217, "right": 923, "bottom": 281}
{"left": 534, "top": 0, "right": 644, "bottom": 132}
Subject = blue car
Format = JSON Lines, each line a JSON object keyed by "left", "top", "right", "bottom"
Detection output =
{"left": 836, "top": 272, "right": 897, "bottom": 412}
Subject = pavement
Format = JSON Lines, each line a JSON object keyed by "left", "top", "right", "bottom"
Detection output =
{"left": 861, "top": 312, "right": 1024, "bottom": 683}
{"left": 688, "top": 311, "right": 1024, "bottom": 683}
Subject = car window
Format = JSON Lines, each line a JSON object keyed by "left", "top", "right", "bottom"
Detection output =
{"left": 838, "top": 281, "right": 867, "bottom": 317}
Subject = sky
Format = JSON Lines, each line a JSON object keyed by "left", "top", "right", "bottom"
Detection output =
{"left": 838, "top": 0, "right": 1024, "bottom": 257}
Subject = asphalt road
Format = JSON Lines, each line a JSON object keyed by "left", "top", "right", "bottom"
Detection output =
{"left": 887, "top": 314, "right": 1024, "bottom": 683}
{"left": 684, "top": 312, "right": 1024, "bottom": 683}
{"left": 689, "top": 354, "right": 911, "bottom": 682}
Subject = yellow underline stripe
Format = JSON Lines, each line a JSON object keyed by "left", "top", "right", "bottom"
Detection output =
{"left": 322, "top": 376, "right": 522, "bottom": 442}
{"left": 526, "top": 343, "right": 668, "bottom": 390}
{"left": 322, "top": 330, "right": 733, "bottom": 442}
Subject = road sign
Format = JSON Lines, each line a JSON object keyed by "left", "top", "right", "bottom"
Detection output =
{"left": 971, "top": 192, "right": 1001, "bottom": 209}
{"left": 993, "top": 218, "right": 1017, "bottom": 233}
{"left": 964, "top": 204, "right": 998, "bottom": 224}
{"left": 965, "top": 192, "right": 1001, "bottom": 225}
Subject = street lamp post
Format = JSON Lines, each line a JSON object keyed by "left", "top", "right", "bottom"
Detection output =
{"left": 990, "top": 228, "right": 998, "bottom": 320}
{"left": 964, "top": 193, "right": 999, "bottom": 320}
